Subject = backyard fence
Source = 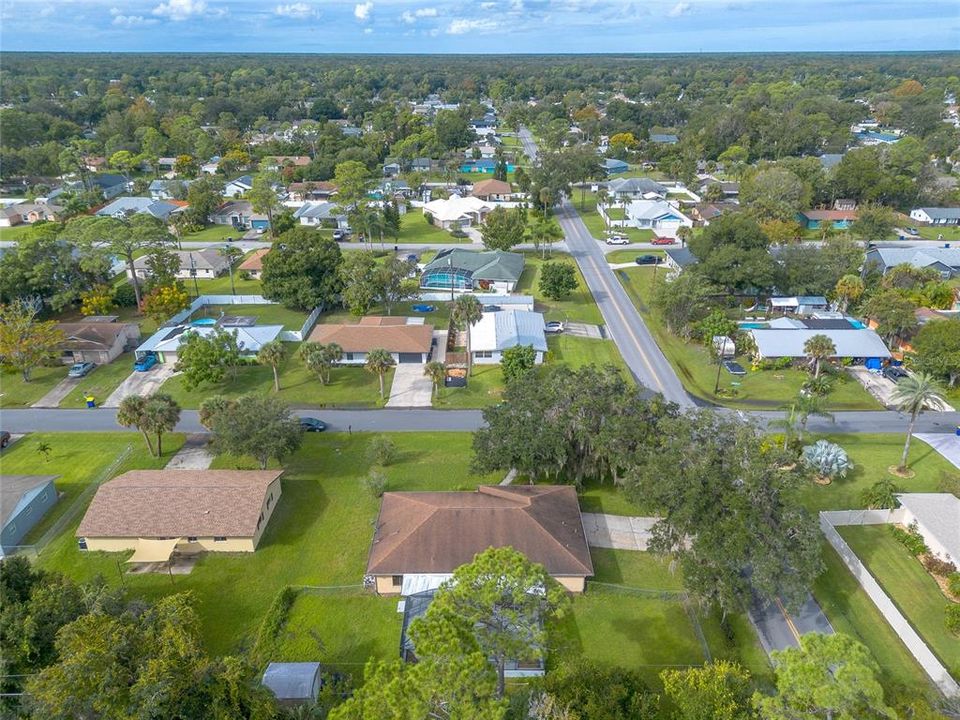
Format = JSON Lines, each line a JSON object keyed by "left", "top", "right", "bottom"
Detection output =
{"left": 166, "top": 294, "right": 277, "bottom": 326}
{"left": 279, "top": 305, "right": 323, "bottom": 342}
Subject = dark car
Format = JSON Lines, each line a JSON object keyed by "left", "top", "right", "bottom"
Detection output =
{"left": 635, "top": 255, "right": 659, "bottom": 265}
{"left": 722, "top": 360, "right": 746, "bottom": 376}
{"left": 405, "top": 254, "right": 419, "bottom": 263}
{"left": 300, "top": 417, "right": 327, "bottom": 432}
{"left": 0, "top": 431, "right": 10, "bottom": 449}
{"left": 883, "top": 366, "right": 908, "bottom": 382}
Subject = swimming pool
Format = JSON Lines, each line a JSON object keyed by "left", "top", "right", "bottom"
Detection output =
{"left": 849, "top": 320, "right": 866, "bottom": 329}
{"left": 738, "top": 322, "right": 768, "bottom": 329}
{"left": 190, "top": 318, "right": 217, "bottom": 326}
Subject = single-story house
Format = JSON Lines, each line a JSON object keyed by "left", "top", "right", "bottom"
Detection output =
{"left": 96, "top": 196, "right": 181, "bottom": 222}
{"left": 149, "top": 178, "right": 190, "bottom": 201}
{"left": 605, "top": 177, "right": 667, "bottom": 201}
{"left": 238, "top": 248, "right": 269, "bottom": 279}
{"left": 649, "top": 133, "right": 679, "bottom": 145}
{"left": 865, "top": 247, "right": 960, "bottom": 279}
{"left": 748, "top": 324, "right": 891, "bottom": 365}
{"left": 135, "top": 322, "right": 285, "bottom": 364}
{"left": 55, "top": 319, "right": 140, "bottom": 365}
{"left": 411, "top": 157, "right": 434, "bottom": 172}
{"left": 366, "top": 485, "right": 594, "bottom": 595}
{"left": 688, "top": 202, "right": 730, "bottom": 226}
{"left": 286, "top": 182, "right": 337, "bottom": 202}
{"left": 909, "top": 207, "right": 960, "bottom": 226}
{"left": 600, "top": 158, "right": 629, "bottom": 175}
{"left": 797, "top": 210, "right": 858, "bottom": 230}
{"left": 308, "top": 317, "right": 434, "bottom": 364}
{"left": 697, "top": 178, "right": 739, "bottom": 199}
{"left": 460, "top": 159, "right": 514, "bottom": 174}
{"left": 767, "top": 296, "right": 830, "bottom": 315}
{"left": 340, "top": 125, "right": 362, "bottom": 138}
{"left": 83, "top": 155, "right": 107, "bottom": 172}
{"left": 896, "top": 493, "right": 959, "bottom": 567}
{"left": 224, "top": 175, "right": 254, "bottom": 198}
{"left": 210, "top": 201, "right": 270, "bottom": 231}
{"left": 262, "top": 156, "right": 311, "bottom": 171}
{"left": 422, "top": 194, "right": 493, "bottom": 230}
{"left": 0, "top": 202, "right": 64, "bottom": 227}
{"left": 383, "top": 161, "right": 402, "bottom": 178}
{"left": 156, "top": 157, "right": 177, "bottom": 172}
{"left": 663, "top": 247, "right": 698, "bottom": 274}
{"left": 623, "top": 200, "right": 693, "bottom": 231}
{"left": 130, "top": 248, "right": 230, "bottom": 280}
{"left": 420, "top": 248, "right": 524, "bottom": 293}
{"left": 201, "top": 156, "right": 221, "bottom": 174}
{"left": 88, "top": 174, "right": 129, "bottom": 199}
{"left": 76, "top": 469, "right": 283, "bottom": 556}
{"left": 1, "top": 476, "right": 58, "bottom": 557}
{"left": 470, "top": 309, "right": 547, "bottom": 365}
{"left": 372, "top": 179, "right": 414, "bottom": 199}
{"left": 293, "top": 201, "right": 348, "bottom": 229}
{"left": 262, "top": 663, "right": 323, "bottom": 706}
{"left": 470, "top": 178, "right": 513, "bottom": 202}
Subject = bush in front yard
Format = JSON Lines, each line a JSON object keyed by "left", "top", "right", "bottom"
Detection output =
{"left": 890, "top": 521, "right": 930, "bottom": 557}
{"left": 364, "top": 469, "right": 388, "bottom": 497}
{"left": 366, "top": 435, "right": 397, "bottom": 466}
{"left": 946, "top": 604, "right": 960, "bottom": 635}
{"left": 949, "top": 573, "right": 960, "bottom": 598}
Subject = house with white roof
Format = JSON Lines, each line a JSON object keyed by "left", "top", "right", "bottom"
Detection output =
{"left": 622, "top": 200, "right": 693, "bottom": 231}
{"left": 130, "top": 248, "right": 230, "bottom": 280}
{"left": 469, "top": 308, "right": 548, "bottom": 365}
{"left": 224, "top": 175, "right": 254, "bottom": 198}
{"left": 896, "top": 493, "right": 960, "bottom": 566}
{"left": 909, "top": 207, "right": 960, "bottom": 227}
{"left": 293, "top": 202, "right": 348, "bottom": 229}
{"left": 422, "top": 194, "right": 493, "bottom": 230}
{"left": 748, "top": 318, "right": 890, "bottom": 367}
{"left": 135, "top": 323, "right": 284, "bottom": 364}
{"left": 605, "top": 177, "right": 668, "bottom": 201}
{"left": 865, "top": 247, "right": 960, "bottom": 279}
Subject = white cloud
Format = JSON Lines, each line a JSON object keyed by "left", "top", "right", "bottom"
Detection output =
{"left": 354, "top": 1, "right": 373, "bottom": 21}
{"left": 275, "top": 3, "right": 318, "bottom": 18}
{"left": 152, "top": 0, "right": 209, "bottom": 20}
{"left": 110, "top": 7, "right": 157, "bottom": 26}
{"left": 363, "top": 26, "right": 373, "bottom": 33}
{"left": 446, "top": 17, "right": 499, "bottom": 34}
{"left": 38, "top": 5, "right": 54, "bottom": 17}
{"left": 479, "top": 1, "right": 495, "bottom": 8}
{"left": 401, "top": 6, "right": 437, "bottom": 23}
{"left": 667, "top": 2, "right": 691, "bottom": 17}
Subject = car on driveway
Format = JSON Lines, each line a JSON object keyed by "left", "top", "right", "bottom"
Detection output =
{"left": 300, "top": 417, "right": 327, "bottom": 432}
{"left": 405, "top": 254, "right": 419, "bottom": 263}
{"left": 651, "top": 235, "right": 676, "bottom": 245}
{"left": 67, "top": 361, "right": 96, "bottom": 378}
{"left": 906, "top": 227, "right": 919, "bottom": 236}
{"left": 722, "top": 360, "right": 746, "bottom": 376}
{"left": 134, "top": 353, "right": 158, "bottom": 372}
{"left": 635, "top": 254, "right": 658, "bottom": 265}
{"left": 883, "top": 365, "right": 909, "bottom": 382}
{"left": 605, "top": 235, "right": 629, "bottom": 245}
{"left": 0, "top": 431, "right": 10, "bottom": 449}
{"left": 544, "top": 321, "right": 564, "bottom": 334}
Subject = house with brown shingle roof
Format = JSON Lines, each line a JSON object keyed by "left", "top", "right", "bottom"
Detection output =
{"left": 470, "top": 178, "right": 513, "bottom": 202}
{"left": 308, "top": 317, "right": 434, "bottom": 364}
{"left": 366, "top": 485, "right": 594, "bottom": 595}
{"left": 238, "top": 248, "right": 270, "bottom": 279}
{"left": 76, "top": 469, "right": 283, "bottom": 557}
{"left": 55, "top": 319, "right": 140, "bottom": 365}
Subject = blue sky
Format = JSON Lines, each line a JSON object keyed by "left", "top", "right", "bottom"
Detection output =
{"left": 1, "top": 0, "right": 957, "bottom": 53}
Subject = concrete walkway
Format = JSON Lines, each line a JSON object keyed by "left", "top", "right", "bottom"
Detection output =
{"left": 104, "top": 364, "right": 176, "bottom": 407}
{"left": 31, "top": 376, "right": 82, "bottom": 408}
{"left": 916, "top": 433, "right": 960, "bottom": 469}
{"left": 564, "top": 322, "right": 603, "bottom": 339}
{"left": 386, "top": 364, "right": 433, "bottom": 408}
{"left": 164, "top": 434, "right": 214, "bottom": 469}
{"left": 581, "top": 512, "right": 657, "bottom": 550}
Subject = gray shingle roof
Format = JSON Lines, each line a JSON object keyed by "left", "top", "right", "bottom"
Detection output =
{"left": 867, "top": 247, "right": 960, "bottom": 271}
{"left": 916, "top": 207, "right": 960, "bottom": 220}
{"left": 425, "top": 249, "right": 525, "bottom": 282}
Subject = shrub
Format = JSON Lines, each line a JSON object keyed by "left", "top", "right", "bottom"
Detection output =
{"left": 890, "top": 521, "right": 930, "bottom": 557}
{"left": 802, "top": 440, "right": 854, "bottom": 480}
{"left": 365, "top": 435, "right": 397, "bottom": 466}
{"left": 948, "top": 573, "right": 960, "bottom": 598}
{"left": 922, "top": 555, "right": 957, "bottom": 577}
{"left": 938, "top": 471, "right": 960, "bottom": 498}
{"left": 252, "top": 585, "right": 297, "bottom": 664}
{"left": 860, "top": 478, "right": 901, "bottom": 509}
{"left": 946, "top": 604, "right": 960, "bottom": 635}
{"left": 239, "top": 270, "right": 252, "bottom": 281}
{"left": 112, "top": 282, "right": 138, "bottom": 307}
{"left": 363, "top": 469, "right": 387, "bottom": 497}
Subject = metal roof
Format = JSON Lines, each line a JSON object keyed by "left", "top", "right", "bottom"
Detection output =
{"left": 471, "top": 309, "right": 548, "bottom": 353}
{"left": 262, "top": 663, "right": 322, "bottom": 701}
{"left": 915, "top": 207, "right": 960, "bottom": 220}
{"left": 749, "top": 327, "right": 890, "bottom": 359}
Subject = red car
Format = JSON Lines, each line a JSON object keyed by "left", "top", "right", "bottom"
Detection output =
{"left": 651, "top": 235, "right": 676, "bottom": 245}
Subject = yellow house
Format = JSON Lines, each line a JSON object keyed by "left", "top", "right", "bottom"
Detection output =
{"left": 366, "top": 485, "right": 594, "bottom": 595}
{"left": 76, "top": 469, "right": 283, "bottom": 560}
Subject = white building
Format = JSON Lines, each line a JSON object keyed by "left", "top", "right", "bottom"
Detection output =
{"left": 422, "top": 194, "right": 493, "bottom": 230}
{"left": 621, "top": 200, "right": 693, "bottom": 231}
{"left": 469, "top": 309, "right": 548, "bottom": 365}
{"left": 896, "top": 493, "right": 960, "bottom": 566}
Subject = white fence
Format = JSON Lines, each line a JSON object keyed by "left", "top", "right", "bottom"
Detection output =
{"left": 819, "top": 511, "right": 959, "bottom": 697}
{"left": 280, "top": 305, "right": 323, "bottom": 342}
{"left": 167, "top": 295, "right": 321, "bottom": 342}
{"left": 596, "top": 203, "right": 627, "bottom": 229}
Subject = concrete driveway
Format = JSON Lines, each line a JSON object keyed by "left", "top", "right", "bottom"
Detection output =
{"left": 31, "top": 376, "right": 83, "bottom": 408}
{"left": 386, "top": 364, "right": 434, "bottom": 408}
{"left": 849, "top": 367, "right": 955, "bottom": 411}
{"left": 563, "top": 322, "right": 603, "bottom": 339}
{"left": 581, "top": 512, "right": 657, "bottom": 550}
{"left": 104, "top": 363, "right": 177, "bottom": 407}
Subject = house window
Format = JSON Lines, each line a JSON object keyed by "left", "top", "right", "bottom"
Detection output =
{"left": 344, "top": 353, "right": 354, "bottom": 361}
{"left": 78, "top": 538, "right": 88, "bottom": 550}
{"left": 475, "top": 350, "right": 493, "bottom": 359}
{"left": 187, "top": 536, "right": 198, "bottom": 542}
{"left": 214, "top": 536, "right": 227, "bottom": 542}
{"left": 391, "top": 575, "right": 403, "bottom": 587}
{"left": 267, "top": 494, "right": 273, "bottom": 509}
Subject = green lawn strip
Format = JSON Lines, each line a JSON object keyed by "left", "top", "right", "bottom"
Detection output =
{"left": 433, "top": 364, "right": 505, "bottom": 409}
{"left": 0, "top": 224, "right": 34, "bottom": 240}
{"left": 696, "top": 609, "right": 774, "bottom": 688}
{"left": 814, "top": 539, "right": 935, "bottom": 700}
{"left": 604, "top": 249, "right": 665, "bottom": 265}
{"left": 838, "top": 525, "right": 960, "bottom": 680}
{"left": 616, "top": 266, "right": 881, "bottom": 411}
{"left": 38, "top": 432, "right": 501, "bottom": 654}
{"left": 191, "top": 303, "right": 307, "bottom": 330}
{"left": 190, "top": 273, "right": 263, "bottom": 297}
{"left": 4, "top": 432, "right": 185, "bottom": 546}
{"left": 317, "top": 302, "right": 451, "bottom": 327}
{"left": 58, "top": 353, "right": 136, "bottom": 408}
{"left": 159, "top": 353, "right": 393, "bottom": 409}
{"left": 182, "top": 225, "right": 249, "bottom": 242}
{"left": 547, "top": 335, "right": 629, "bottom": 375}
{"left": 797, "top": 433, "right": 955, "bottom": 512}
{"left": 589, "top": 548, "right": 683, "bottom": 590}
{"left": 577, "top": 478, "right": 647, "bottom": 516}
{"left": 397, "top": 211, "right": 468, "bottom": 243}
{"left": 916, "top": 226, "right": 960, "bottom": 241}
{"left": 0, "top": 364, "right": 70, "bottom": 408}
{"left": 572, "top": 191, "right": 655, "bottom": 243}
{"left": 517, "top": 253, "right": 604, "bottom": 325}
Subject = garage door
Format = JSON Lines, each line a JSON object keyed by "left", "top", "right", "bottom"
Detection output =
{"left": 398, "top": 353, "right": 423, "bottom": 364}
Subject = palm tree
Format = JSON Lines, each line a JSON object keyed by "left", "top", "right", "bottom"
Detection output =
{"left": 258, "top": 340, "right": 287, "bottom": 392}
{"left": 794, "top": 392, "right": 834, "bottom": 442}
{"left": 676, "top": 226, "right": 692, "bottom": 248}
{"left": 365, "top": 348, "right": 395, "bottom": 400}
{"left": 891, "top": 372, "right": 946, "bottom": 472}
{"left": 424, "top": 361, "right": 446, "bottom": 399}
{"left": 803, "top": 334, "right": 836, "bottom": 379}
{"left": 452, "top": 294, "right": 484, "bottom": 376}
{"left": 142, "top": 393, "right": 181, "bottom": 457}
{"left": 117, "top": 395, "right": 153, "bottom": 455}
{"left": 218, "top": 245, "right": 244, "bottom": 295}
{"left": 833, "top": 274, "right": 864, "bottom": 313}
{"left": 528, "top": 215, "right": 564, "bottom": 259}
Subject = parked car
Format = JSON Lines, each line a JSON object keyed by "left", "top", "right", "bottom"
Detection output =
{"left": 635, "top": 255, "right": 658, "bottom": 265}
{"left": 134, "top": 353, "right": 158, "bottom": 372}
{"left": 225, "top": 236, "right": 234, "bottom": 242}
{"left": 67, "top": 361, "right": 96, "bottom": 378}
{"left": 300, "top": 417, "right": 327, "bottom": 432}
{"left": 722, "top": 360, "right": 746, "bottom": 376}
{"left": 544, "top": 321, "right": 564, "bottom": 334}
{"left": 906, "top": 227, "right": 920, "bottom": 236}
{"left": 405, "top": 254, "right": 419, "bottom": 263}
{"left": 332, "top": 229, "right": 350, "bottom": 241}
{"left": 883, "top": 365, "right": 909, "bottom": 382}
{"left": 651, "top": 236, "right": 676, "bottom": 245}
{"left": 605, "top": 235, "right": 629, "bottom": 245}
{"left": 0, "top": 430, "right": 10, "bottom": 449}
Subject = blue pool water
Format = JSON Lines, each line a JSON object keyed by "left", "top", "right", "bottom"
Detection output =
{"left": 849, "top": 320, "right": 866, "bottom": 329}
{"left": 738, "top": 322, "right": 768, "bottom": 329}
{"left": 191, "top": 318, "right": 217, "bottom": 326}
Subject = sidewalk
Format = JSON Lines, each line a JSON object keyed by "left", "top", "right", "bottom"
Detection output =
{"left": 164, "top": 434, "right": 214, "bottom": 469}
{"left": 916, "top": 433, "right": 960, "bottom": 470}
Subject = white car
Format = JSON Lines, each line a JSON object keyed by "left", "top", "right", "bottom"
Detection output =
{"left": 605, "top": 235, "right": 629, "bottom": 245}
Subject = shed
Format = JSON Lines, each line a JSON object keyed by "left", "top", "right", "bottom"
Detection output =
{"left": 262, "top": 662, "right": 323, "bottom": 705}
{"left": 1, "top": 475, "right": 59, "bottom": 556}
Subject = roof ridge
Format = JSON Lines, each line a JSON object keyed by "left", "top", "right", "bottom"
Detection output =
{"left": 519, "top": 503, "right": 593, "bottom": 575}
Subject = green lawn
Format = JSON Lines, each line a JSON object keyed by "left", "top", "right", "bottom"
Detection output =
{"left": 547, "top": 335, "right": 629, "bottom": 375}
{"left": 517, "top": 253, "right": 604, "bottom": 325}
{"left": 605, "top": 207, "right": 626, "bottom": 221}
{"left": 797, "top": 433, "right": 957, "bottom": 512}
{"left": 397, "top": 212, "right": 468, "bottom": 243}
{"left": 0, "top": 364, "right": 69, "bottom": 408}
{"left": 433, "top": 364, "right": 505, "bottom": 409}
{"left": 182, "top": 225, "right": 248, "bottom": 242}
{"left": 191, "top": 303, "right": 307, "bottom": 330}
{"left": 159, "top": 351, "right": 394, "bottom": 409}
{"left": 2, "top": 432, "right": 185, "bottom": 547}
{"left": 577, "top": 479, "right": 647, "bottom": 516}
{"left": 917, "top": 226, "right": 960, "bottom": 241}
{"left": 604, "top": 249, "right": 665, "bottom": 265}
{"left": 190, "top": 270, "right": 263, "bottom": 297}
{"left": 617, "top": 266, "right": 881, "bottom": 411}
{"left": 572, "top": 191, "right": 654, "bottom": 243}
{"left": 39, "top": 433, "right": 502, "bottom": 655}
{"left": 58, "top": 354, "right": 136, "bottom": 408}
{"left": 839, "top": 526, "right": 960, "bottom": 680}
{"left": 0, "top": 224, "right": 34, "bottom": 241}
